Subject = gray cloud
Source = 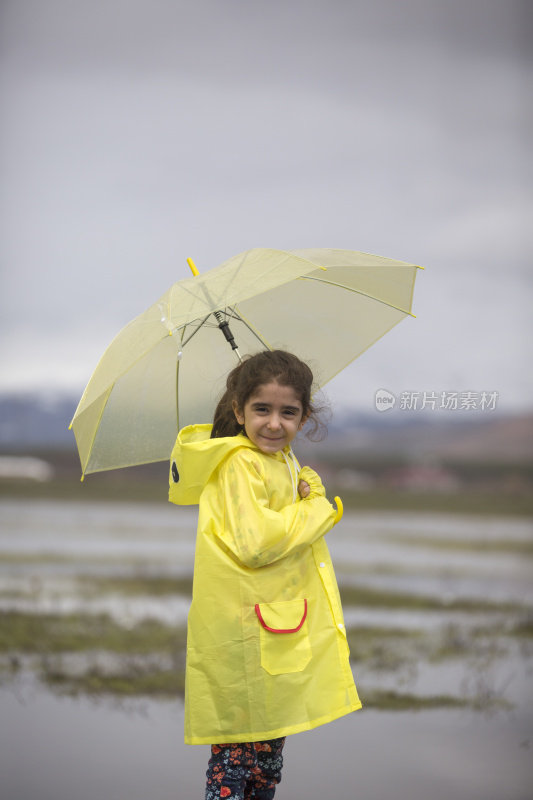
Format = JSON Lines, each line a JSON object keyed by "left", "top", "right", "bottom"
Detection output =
{"left": 1, "top": 0, "right": 531, "bottom": 411}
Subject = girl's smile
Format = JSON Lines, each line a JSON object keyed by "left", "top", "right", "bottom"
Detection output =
{"left": 233, "top": 382, "right": 307, "bottom": 454}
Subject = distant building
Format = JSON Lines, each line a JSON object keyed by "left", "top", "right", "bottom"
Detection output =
{"left": 0, "top": 456, "right": 54, "bottom": 482}
{"left": 382, "top": 465, "right": 460, "bottom": 492}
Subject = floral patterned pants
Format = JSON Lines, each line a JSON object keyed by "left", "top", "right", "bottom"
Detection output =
{"left": 205, "top": 737, "right": 286, "bottom": 800}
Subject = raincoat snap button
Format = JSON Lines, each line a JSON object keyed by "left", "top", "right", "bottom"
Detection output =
{"left": 319, "top": 562, "right": 326, "bottom": 568}
{"left": 337, "top": 623, "right": 344, "bottom": 630}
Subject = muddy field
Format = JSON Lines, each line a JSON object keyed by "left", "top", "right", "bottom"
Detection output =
{"left": 1, "top": 499, "right": 532, "bottom": 799}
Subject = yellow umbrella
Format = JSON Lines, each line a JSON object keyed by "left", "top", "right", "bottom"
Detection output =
{"left": 70, "top": 247, "right": 422, "bottom": 478}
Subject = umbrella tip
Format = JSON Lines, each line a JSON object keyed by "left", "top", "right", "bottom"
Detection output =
{"left": 187, "top": 258, "right": 199, "bottom": 276}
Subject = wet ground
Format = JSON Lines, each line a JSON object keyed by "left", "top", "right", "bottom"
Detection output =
{"left": 2, "top": 679, "right": 532, "bottom": 800}
{"left": 1, "top": 498, "right": 532, "bottom": 798}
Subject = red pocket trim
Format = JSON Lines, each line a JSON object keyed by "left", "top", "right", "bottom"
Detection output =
{"left": 254, "top": 599, "right": 308, "bottom": 634}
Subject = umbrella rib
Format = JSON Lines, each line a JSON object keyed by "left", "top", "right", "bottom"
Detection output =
{"left": 177, "top": 313, "right": 213, "bottom": 347}
{"left": 79, "top": 384, "right": 114, "bottom": 478}
{"left": 180, "top": 304, "right": 272, "bottom": 352}
{"left": 229, "top": 306, "right": 274, "bottom": 351}
{"left": 298, "top": 275, "right": 416, "bottom": 317}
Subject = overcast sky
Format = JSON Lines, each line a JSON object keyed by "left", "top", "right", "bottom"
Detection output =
{"left": 1, "top": 0, "right": 531, "bottom": 417}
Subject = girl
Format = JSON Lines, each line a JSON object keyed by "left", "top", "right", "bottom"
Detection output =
{"left": 169, "top": 350, "right": 361, "bottom": 799}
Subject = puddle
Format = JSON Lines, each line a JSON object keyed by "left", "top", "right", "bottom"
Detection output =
{"left": 1, "top": 675, "right": 532, "bottom": 800}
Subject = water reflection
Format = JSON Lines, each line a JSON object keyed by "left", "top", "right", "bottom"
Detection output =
{"left": 1, "top": 498, "right": 532, "bottom": 799}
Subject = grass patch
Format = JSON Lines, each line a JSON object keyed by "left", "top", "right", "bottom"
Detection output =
{"left": 0, "top": 552, "right": 76, "bottom": 565}
{"left": 359, "top": 689, "right": 510, "bottom": 712}
{"left": 347, "top": 626, "right": 423, "bottom": 669}
{"left": 0, "top": 552, "right": 168, "bottom": 566}
{"left": 0, "top": 612, "right": 520, "bottom": 709}
{"left": 3, "top": 475, "right": 533, "bottom": 516}
{"left": 335, "top": 489, "right": 533, "bottom": 517}
{"left": 339, "top": 585, "right": 521, "bottom": 613}
{"left": 0, "top": 610, "right": 188, "bottom": 699}
{"left": 76, "top": 575, "right": 522, "bottom": 613}
{"left": 79, "top": 575, "right": 193, "bottom": 597}
{"left": 381, "top": 535, "right": 533, "bottom": 555}
{"left": 509, "top": 619, "right": 533, "bottom": 637}
{"left": 0, "top": 475, "right": 169, "bottom": 504}
{"left": 44, "top": 665, "right": 185, "bottom": 698}
{"left": 361, "top": 689, "right": 469, "bottom": 711}
{"left": 42, "top": 674, "right": 508, "bottom": 710}
{"left": 427, "top": 624, "right": 510, "bottom": 662}
{"left": 0, "top": 611, "right": 186, "bottom": 655}
{"left": 346, "top": 623, "right": 509, "bottom": 669}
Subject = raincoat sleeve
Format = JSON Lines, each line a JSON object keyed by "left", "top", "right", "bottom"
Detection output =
{"left": 215, "top": 450, "right": 336, "bottom": 569}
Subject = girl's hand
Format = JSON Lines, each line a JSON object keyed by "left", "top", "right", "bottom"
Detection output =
{"left": 298, "top": 479, "right": 310, "bottom": 499}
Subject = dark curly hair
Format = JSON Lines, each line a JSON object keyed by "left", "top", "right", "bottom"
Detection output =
{"left": 211, "top": 350, "right": 324, "bottom": 439}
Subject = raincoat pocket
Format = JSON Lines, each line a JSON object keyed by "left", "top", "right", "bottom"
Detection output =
{"left": 255, "top": 599, "right": 311, "bottom": 675}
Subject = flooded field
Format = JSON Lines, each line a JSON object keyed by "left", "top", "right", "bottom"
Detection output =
{"left": 1, "top": 498, "right": 532, "bottom": 799}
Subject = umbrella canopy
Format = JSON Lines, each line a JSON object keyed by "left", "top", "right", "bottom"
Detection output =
{"left": 70, "top": 248, "right": 422, "bottom": 476}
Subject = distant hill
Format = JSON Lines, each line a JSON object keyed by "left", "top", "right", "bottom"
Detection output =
{"left": 420, "top": 414, "right": 533, "bottom": 463}
{"left": 1, "top": 391, "right": 532, "bottom": 464}
{"left": 299, "top": 411, "right": 533, "bottom": 465}
{"left": 0, "top": 393, "right": 77, "bottom": 450}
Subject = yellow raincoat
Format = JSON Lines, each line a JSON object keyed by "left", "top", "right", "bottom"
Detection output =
{"left": 169, "top": 424, "right": 361, "bottom": 745}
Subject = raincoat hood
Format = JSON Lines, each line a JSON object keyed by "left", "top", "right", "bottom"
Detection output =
{"left": 169, "top": 423, "right": 296, "bottom": 506}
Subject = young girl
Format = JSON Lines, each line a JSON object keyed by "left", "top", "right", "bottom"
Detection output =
{"left": 169, "top": 350, "right": 361, "bottom": 799}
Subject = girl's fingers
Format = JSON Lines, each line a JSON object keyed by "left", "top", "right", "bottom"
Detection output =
{"left": 298, "top": 480, "right": 310, "bottom": 498}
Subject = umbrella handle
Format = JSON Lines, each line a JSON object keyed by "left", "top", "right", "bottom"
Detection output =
{"left": 333, "top": 495, "right": 343, "bottom": 525}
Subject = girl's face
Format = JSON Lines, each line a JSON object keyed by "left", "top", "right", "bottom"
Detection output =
{"left": 233, "top": 381, "right": 307, "bottom": 454}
